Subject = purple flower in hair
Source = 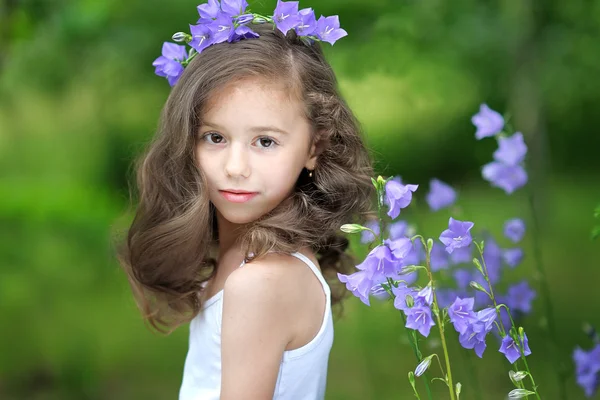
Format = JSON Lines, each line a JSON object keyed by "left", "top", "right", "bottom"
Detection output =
{"left": 152, "top": 42, "right": 188, "bottom": 86}
{"left": 221, "top": 0, "right": 249, "bottom": 17}
{"left": 295, "top": 8, "right": 317, "bottom": 36}
{"left": 482, "top": 161, "right": 528, "bottom": 194}
{"left": 273, "top": 0, "right": 301, "bottom": 35}
{"left": 439, "top": 218, "right": 474, "bottom": 254}
{"left": 210, "top": 12, "right": 235, "bottom": 43}
{"left": 494, "top": 132, "right": 528, "bottom": 166}
{"left": 197, "top": 0, "right": 221, "bottom": 22}
{"left": 499, "top": 333, "right": 532, "bottom": 364}
{"left": 384, "top": 180, "right": 418, "bottom": 220}
{"left": 190, "top": 23, "right": 216, "bottom": 53}
{"left": 316, "top": 15, "right": 348, "bottom": 45}
{"left": 472, "top": 104, "right": 504, "bottom": 140}
{"left": 504, "top": 218, "right": 526, "bottom": 243}
{"left": 236, "top": 13, "right": 254, "bottom": 24}
{"left": 426, "top": 179, "right": 457, "bottom": 211}
{"left": 231, "top": 25, "right": 259, "bottom": 41}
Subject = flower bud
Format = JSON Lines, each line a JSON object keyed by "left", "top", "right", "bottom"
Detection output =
{"left": 174, "top": 32, "right": 193, "bottom": 43}
{"left": 340, "top": 223, "right": 368, "bottom": 234}
{"left": 414, "top": 355, "right": 434, "bottom": 377}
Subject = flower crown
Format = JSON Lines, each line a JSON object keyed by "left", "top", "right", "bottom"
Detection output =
{"left": 152, "top": 0, "right": 348, "bottom": 86}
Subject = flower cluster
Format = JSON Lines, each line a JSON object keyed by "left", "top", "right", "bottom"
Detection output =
{"left": 472, "top": 104, "right": 528, "bottom": 194}
{"left": 573, "top": 342, "right": 600, "bottom": 397}
{"left": 152, "top": 0, "right": 347, "bottom": 86}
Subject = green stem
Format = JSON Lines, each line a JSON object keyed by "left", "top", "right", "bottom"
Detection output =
{"left": 500, "top": 306, "right": 542, "bottom": 400}
{"left": 526, "top": 191, "right": 568, "bottom": 400}
{"left": 475, "top": 244, "right": 535, "bottom": 396}
{"left": 419, "top": 237, "right": 456, "bottom": 400}
{"left": 383, "top": 281, "right": 434, "bottom": 400}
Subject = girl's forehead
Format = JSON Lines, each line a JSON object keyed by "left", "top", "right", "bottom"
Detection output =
{"left": 202, "top": 77, "right": 304, "bottom": 119}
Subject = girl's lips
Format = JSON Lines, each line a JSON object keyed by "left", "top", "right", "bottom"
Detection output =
{"left": 219, "top": 190, "right": 258, "bottom": 203}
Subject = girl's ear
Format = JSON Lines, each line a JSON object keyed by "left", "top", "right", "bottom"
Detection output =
{"left": 305, "top": 133, "right": 327, "bottom": 170}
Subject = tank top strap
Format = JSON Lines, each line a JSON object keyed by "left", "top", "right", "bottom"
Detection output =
{"left": 289, "top": 252, "right": 330, "bottom": 297}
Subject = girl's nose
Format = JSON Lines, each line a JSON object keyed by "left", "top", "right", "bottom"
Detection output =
{"left": 224, "top": 143, "right": 250, "bottom": 178}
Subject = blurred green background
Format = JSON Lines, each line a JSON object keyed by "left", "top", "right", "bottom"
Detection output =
{"left": 1, "top": 0, "right": 599, "bottom": 399}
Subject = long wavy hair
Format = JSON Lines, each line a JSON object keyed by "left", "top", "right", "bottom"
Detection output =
{"left": 115, "top": 23, "right": 375, "bottom": 334}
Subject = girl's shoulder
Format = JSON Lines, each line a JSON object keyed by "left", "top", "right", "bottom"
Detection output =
{"left": 221, "top": 249, "right": 323, "bottom": 328}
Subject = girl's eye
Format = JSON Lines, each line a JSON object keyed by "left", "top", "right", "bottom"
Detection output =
{"left": 256, "top": 137, "right": 277, "bottom": 148}
{"left": 203, "top": 133, "right": 224, "bottom": 144}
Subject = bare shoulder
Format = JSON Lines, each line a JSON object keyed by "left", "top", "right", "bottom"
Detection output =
{"left": 223, "top": 251, "right": 314, "bottom": 317}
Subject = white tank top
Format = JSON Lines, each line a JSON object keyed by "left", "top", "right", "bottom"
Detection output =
{"left": 179, "top": 251, "right": 334, "bottom": 400}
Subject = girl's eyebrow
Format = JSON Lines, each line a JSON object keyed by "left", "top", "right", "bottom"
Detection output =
{"left": 202, "top": 121, "right": 288, "bottom": 135}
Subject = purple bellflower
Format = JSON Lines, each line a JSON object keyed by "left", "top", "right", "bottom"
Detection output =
{"left": 439, "top": 217, "right": 474, "bottom": 254}
{"left": 360, "top": 219, "right": 380, "bottom": 244}
{"left": 472, "top": 104, "right": 504, "bottom": 140}
{"left": 505, "top": 280, "right": 536, "bottom": 314}
{"left": 453, "top": 268, "right": 472, "bottom": 291}
{"left": 392, "top": 283, "right": 418, "bottom": 312}
{"left": 405, "top": 304, "right": 436, "bottom": 337}
{"left": 448, "top": 297, "right": 477, "bottom": 335}
{"left": 450, "top": 244, "right": 473, "bottom": 265}
{"left": 221, "top": 0, "right": 249, "bottom": 17}
{"left": 482, "top": 161, "right": 528, "bottom": 194}
{"left": 573, "top": 344, "right": 600, "bottom": 397}
{"left": 197, "top": 0, "right": 220, "bottom": 22}
{"left": 504, "top": 218, "right": 526, "bottom": 243}
{"left": 385, "top": 237, "right": 413, "bottom": 261}
{"left": 426, "top": 178, "right": 457, "bottom": 211}
{"left": 503, "top": 247, "right": 524, "bottom": 268}
{"left": 430, "top": 242, "right": 450, "bottom": 271}
{"left": 499, "top": 333, "right": 532, "bottom": 364}
{"left": 337, "top": 269, "right": 373, "bottom": 306}
{"left": 384, "top": 180, "right": 418, "bottom": 220}
{"left": 295, "top": 8, "right": 317, "bottom": 36}
{"left": 315, "top": 15, "right": 347, "bottom": 45}
{"left": 273, "top": 0, "right": 301, "bottom": 35}
{"left": 458, "top": 307, "right": 497, "bottom": 357}
{"left": 388, "top": 220, "right": 408, "bottom": 240}
{"left": 355, "top": 245, "right": 401, "bottom": 282}
{"left": 493, "top": 132, "right": 528, "bottom": 166}
{"left": 152, "top": 42, "right": 188, "bottom": 87}
{"left": 190, "top": 23, "right": 216, "bottom": 53}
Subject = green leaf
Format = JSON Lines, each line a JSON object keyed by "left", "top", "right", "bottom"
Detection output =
{"left": 508, "top": 389, "right": 536, "bottom": 398}
{"left": 408, "top": 371, "right": 416, "bottom": 387}
{"left": 371, "top": 177, "right": 378, "bottom": 190}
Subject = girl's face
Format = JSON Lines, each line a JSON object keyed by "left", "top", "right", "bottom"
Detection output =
{"left": 195, "top": 77, "right": 317, "bottom": 225}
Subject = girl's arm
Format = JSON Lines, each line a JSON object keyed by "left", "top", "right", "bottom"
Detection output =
{"left": 220, "top": 263, "right": 295, "bottom": 400}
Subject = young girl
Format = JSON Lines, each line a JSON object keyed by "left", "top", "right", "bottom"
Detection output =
{"left": 118, "top": 1, "right": 374, "bottom": 398}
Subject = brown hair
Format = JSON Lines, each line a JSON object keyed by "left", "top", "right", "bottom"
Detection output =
{"left": 115, "top": 23, "right": 375, "bottom": 334}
